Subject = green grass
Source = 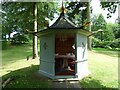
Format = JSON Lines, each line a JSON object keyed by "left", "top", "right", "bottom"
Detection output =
{"left": 2, "top": 44, "right": 33, "bottom": 66}
{"left": 2, "top": 45, "right": 119, "bottom": 89}
{"left": 2, "top": 44, "right": 51, "bottom": 88}
{"left": 80, "top": 49, "right": 118, "bottom": 89}
{"left": 2, "top": 65, "right": 51, "bottom": 88}
{"left": 92, "top": 48, "right": 119, "bottom": 57}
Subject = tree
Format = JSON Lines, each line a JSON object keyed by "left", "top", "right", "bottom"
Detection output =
{"left": 100, "top": 1, "right": 119, "bottom": 18}
{"left": 111, "top": 23, "right": 120, "bottom": 39}
{"left": 91, "top": 13, "right": 107, "bottom": 40}
{"left": 103, "top": 23, "right": 115, "bottom": 41}
{"left": 2, "top": 2, "right": 57, "bottom": 58}
{"left": 33, "top": 2, "right": 38, "bottom": 59}
{"left": 65, "top": 1, "right": 119, "bottom": 49}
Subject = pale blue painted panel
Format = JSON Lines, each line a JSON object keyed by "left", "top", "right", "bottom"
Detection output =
{"left": 40, "top": 34, "right": 55, "bottom": 77}
{"left": 76, "top": 33, "right": 90, "bottom": 79}
{"left": 76, "top": 34, "right": 87, "bottom": 61}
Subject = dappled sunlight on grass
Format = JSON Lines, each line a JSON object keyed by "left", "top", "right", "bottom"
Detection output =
{"left": 1, "top": 44, "right": 40, "bottom": 76}
{"left": 2, "top": 44, "right": 52, "bottom": 88}
{"left": 2, "top": 65, "right": 52, "bottom": 88}
{"left": 1, "top": 59, "right": 39, "bottom": 76}
{"left": 2, "top": 45, "right": 118, "bottom": 88}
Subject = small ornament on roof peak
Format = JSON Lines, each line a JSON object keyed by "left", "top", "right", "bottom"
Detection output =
{"left": 60, "top": 0, "right": 67, "bottom": 13}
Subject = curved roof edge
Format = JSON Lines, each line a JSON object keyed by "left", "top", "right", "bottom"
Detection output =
{"left": 49, "top": 12, "right": 77, "bottom": 29}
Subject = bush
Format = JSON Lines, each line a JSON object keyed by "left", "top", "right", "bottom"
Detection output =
{"left": 92, "top": 37, "right": 120, "bottom": 49}
{"left": 109, "top": 39, "right": 120, "bottom": 48}
{"left": 1, "top": 40, "right": 10, "bottom": 50}
{"left": 92, "top": 38, "right": 109, "bottom": 48}
{"left": 11, "top": 33, "right": 29, "bottom": 45}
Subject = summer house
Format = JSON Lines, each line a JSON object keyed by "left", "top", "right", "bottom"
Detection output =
{"left": 38, "top": 4, "right": 91, "bottom": 79}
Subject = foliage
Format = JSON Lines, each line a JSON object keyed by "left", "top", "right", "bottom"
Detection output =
{"left": 92, "top": 37, "right": 108, "bottom": 48}
{"left": 100, "top": 1, "right": 119, "bottom": 18}
{"left": 2, "top": 41, "right": 10, "bottom": 50}
{"left": 92, "top": 37, "right": 120, "bottom": 49}
{"left": 91, "top": 14, "right": 107, "bottom": 40}
{"left": 65, "top": 1, "right": 118, "bottom": 26}
{"left": 112, "top": 23, "right": 120, "bottom": 39}
{"left": 11, "top": 33, "right": 29, "bottom": 44}
{"left": 102, "top": 23, "right": 115, "bottom": 41}
{"left": 2, "top": 2, "right": 57, "bottom": 40}
{"left": 66, "top": 2, "right": 88, "bottom": 26}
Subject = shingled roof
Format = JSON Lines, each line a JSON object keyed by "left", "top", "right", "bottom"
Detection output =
{"left": 49, "top": 12, "right": 77, "bottom": 29}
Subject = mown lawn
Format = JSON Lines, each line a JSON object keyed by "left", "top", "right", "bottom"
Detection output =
{"left": 1, "top": 45, "right": 119, "bottom": 89}
{"left": 79, "top": 49, "right": 118, "bottom": 89}
{"left": 1, "top": 44, "right": 51, "bottom": 88}
{"left": 92, "top": 48, "right": 119, "bottom": 57}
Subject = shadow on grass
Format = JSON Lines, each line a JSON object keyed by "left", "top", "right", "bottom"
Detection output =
{"left": 80, "top": 76, "right": 118, "bottom": 90}
{"left": 2, "top": 64, "right": 118, "bottom": 89}
{"left": 2, "top": 65, "right": 52, "bottom": 89}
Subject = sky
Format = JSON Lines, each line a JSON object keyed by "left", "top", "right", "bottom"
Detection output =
{"left": 91, "top": 0, "right": 118, "bottom": 23}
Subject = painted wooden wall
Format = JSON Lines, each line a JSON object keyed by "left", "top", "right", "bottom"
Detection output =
{"left": 76, "top": 33, "right": 90, "bottom": 79}
{"left": 39, "top": 34, "right": 55, "bottom": 79}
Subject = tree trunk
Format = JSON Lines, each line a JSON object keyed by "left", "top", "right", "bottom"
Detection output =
{"left": 87, "top": 0, "right": 92, "bottom": 50}
{"left": 8, "top": 33, "right": 11, "bottom": 41}
{"left": 33, "top": 2, "right": 38, "bottom": 59}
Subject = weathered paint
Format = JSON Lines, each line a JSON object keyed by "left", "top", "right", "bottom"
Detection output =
{"left": 39, "top": 34, "right": 55, "bottom": 79}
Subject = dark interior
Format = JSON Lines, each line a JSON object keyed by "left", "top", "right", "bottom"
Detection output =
{"left": 55, "top": 34, "right": 75, "bottom": 76}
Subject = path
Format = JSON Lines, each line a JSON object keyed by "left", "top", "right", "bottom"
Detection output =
{"left": 52, "top": 80, "right": 82, "bottom": 88}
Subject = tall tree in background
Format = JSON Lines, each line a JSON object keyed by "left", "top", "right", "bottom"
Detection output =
{"left": 91, "top": 13, "right": 107, "bottom": 39}
{"left": 33, "top": 2, "right": 38, "bottom": 59}
{"left": 2, "top": 1, "right": 119, "bottom": 52}
{"left": 2, "top": 2, "right": 57, "bottom": 58}
{"left": 86, "top": 0, "right": 91, "bottom": 50}
{"left": 66, "top": 1, "right": 119, "bottom": 49}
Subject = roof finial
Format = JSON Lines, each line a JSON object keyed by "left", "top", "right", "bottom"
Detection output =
{"left": 60, "top": 0, "right": 67, "bottom": 13}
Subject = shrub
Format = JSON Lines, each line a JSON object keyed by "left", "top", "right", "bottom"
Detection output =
{"left": 1, "top": 40, "right": 10, "bottom": 50}
{"left": 92, "top": 38, "right": 109, "bottom": 48}
{"left": 92, "top": 37, "right": 120, "bottom": 49}
{"left": 11, "top": 33, "right": 29, "bottom": 45}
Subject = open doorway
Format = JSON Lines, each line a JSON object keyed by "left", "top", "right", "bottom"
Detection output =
{"left": 55, "top": 34, "right": 75, "bottom": 76}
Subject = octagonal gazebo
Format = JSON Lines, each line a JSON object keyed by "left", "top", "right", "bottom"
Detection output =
{"left": 38, "top": 5, "right": 91, "bottom": 79}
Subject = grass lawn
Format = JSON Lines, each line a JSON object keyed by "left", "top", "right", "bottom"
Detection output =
{"left": 1, "top": 44, "right": 51, "bottom": 88}
{"left": 1, "top": 44, "right": 119, "bottom": 89}
{"left": 92, "top": 48, "right": 119, "bottom": 57}
{"left": 79, "top": 49, "right": 118, "bottom": 89}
